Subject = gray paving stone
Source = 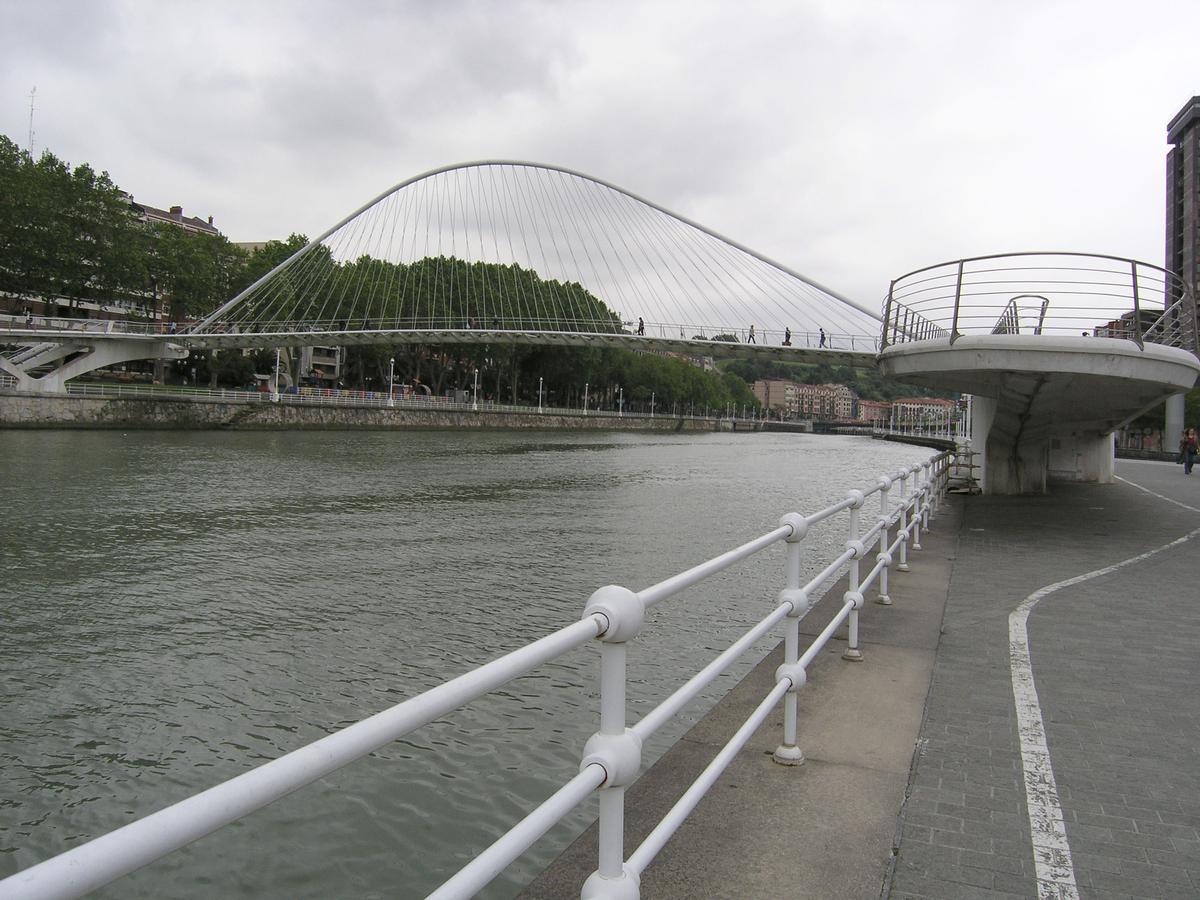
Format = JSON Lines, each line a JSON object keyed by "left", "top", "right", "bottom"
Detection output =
{"left": 889, "top": 463, "right": 1200, "bottom": 900}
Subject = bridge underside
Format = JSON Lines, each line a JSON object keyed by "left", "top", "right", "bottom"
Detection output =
{"left": 879, "top": 335, "right": 1200, "bottom": 493}
{"left": 0, "top": 334, "right": 187, "bottom": 394}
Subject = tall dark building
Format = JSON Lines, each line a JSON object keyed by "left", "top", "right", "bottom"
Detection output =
{"left": 1166, "top": 96, "right": 1200, "bottom": 297}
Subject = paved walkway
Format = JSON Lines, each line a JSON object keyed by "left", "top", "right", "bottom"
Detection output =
{"left": 522, "top": 460, "right": 1200, "bottom": 899}
{"left": 892, "top": 461, "right": 1200, "bottom": 900}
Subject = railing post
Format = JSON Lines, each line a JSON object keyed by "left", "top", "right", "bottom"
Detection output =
{"left": 842, "top": 490, "right": 866, "bottom": 662}
{"left": 896, "top": 470, "right": 911, "bottom": 573}
{"left": 881, "top": 280, "right": 896, "bottom": 350}
{"left": 1130, "top": 260, "right": 1145, "bottom": 349}
{"left": 922, "top": 461, "right": 934, "bottom": 530}
{"left": 580, "top": 586, "right": 644, "bottom": 900}
{"left": 773, "top": 513, "right": 811, "bottom": 766}
{"left": 875, "top": 476, "right": 893, "bottom": 606}
{"left": 910, "top": 464, "right": 924, "bottom": 551}
{"left": 950, "top": 260, "right": 965, "bottom": 344}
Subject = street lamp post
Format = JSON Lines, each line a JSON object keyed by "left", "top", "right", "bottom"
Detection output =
{"left": 650, "top": 392, "right": 655, "bottom": 418}
{"left": 272, "top": 347, "right": 281, "bottom": 402}
{"left": 388, "top": 357, "right": 395, "bottom": 407}
{"left": 538, "top": 376, "right": 544, "bottom": 413}
{"left": 472, "top": 368, "right": 479, "bottom": 411}
{"left": 583, "top": 382, "right": 589, "bottom": 416}
{"left": 618, "top": 386, "right": 623, "bottom": 417}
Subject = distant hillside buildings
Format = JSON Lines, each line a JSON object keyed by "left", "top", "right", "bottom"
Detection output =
{"left": 751, "top": 377, "right": 955, "bottom": 426}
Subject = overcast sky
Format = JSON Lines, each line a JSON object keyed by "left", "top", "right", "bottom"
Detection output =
{"left": 1, "top": 0, "right": 1197, "bottom": 308}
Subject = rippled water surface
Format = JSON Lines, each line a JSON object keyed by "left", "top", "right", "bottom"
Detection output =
{"left": 0, "top": 429, "right": 931, "bottom": 898}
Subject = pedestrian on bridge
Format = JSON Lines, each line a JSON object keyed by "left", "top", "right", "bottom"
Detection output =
{"left": 819, "top": 328, "right": 826, "bottom": 348}
{"left": 747, "top": 324, "right": 756, "bottom": 344}
{"left": 783, "top": 327, "right": 792, "bottom": 346}
{"left": 1181, "top": 427, "right": 1198, "bottom": 474}
{"left": 637, "top": 317, "right": 645, "bottom": 336}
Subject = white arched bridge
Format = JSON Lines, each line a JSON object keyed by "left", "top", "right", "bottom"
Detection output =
{"left": 0, "top": 161, "right": 886, "bottom": 395}
{"left": 1, "top": 161, "right": 1198, "bottom": 493}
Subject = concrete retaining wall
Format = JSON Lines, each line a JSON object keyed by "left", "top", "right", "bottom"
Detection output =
{"left": 0, "top": 391, "right": 718, "bottom": 432}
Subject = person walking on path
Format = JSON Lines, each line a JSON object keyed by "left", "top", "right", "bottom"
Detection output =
{"left": 818, "top": 328, "right": 826, "bottom": 348}
{"left": 637, "top": 317, "right": 645, "bottom": 336}
{"left": 747, "top": 324, "right": 756, "bottom": 344}
{"left": 1181, "top": 427, "right": 1198, "bottom": 474}
{"left": 783, "top": 327, "right": 791, "bottom": 346}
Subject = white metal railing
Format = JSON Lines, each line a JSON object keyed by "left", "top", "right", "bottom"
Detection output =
{"left": 0, "top": 453, "right": 952, "bottom": 900}
{"left": 873, "top": 419, "right": 969, "bottom": 446}
{"left": 880, "top": 251, "right": 1199, "bottom": 353}
{"left": 0, "top": 313, "right": 881, "bottom": 355}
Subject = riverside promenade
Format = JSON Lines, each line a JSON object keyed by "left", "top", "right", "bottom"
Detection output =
{"left": 522, "top": 459, "right": 1200, "bottom": 898}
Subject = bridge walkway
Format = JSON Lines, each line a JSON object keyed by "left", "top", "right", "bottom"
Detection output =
{"left": 521, "top": 461, "right": 1200, "bottom": 898}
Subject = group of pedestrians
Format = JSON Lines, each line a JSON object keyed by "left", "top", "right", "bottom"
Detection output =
{"left": 631, "top": 318, "right": 828, "bottom": 348}
{"left": 749, "top": 325, "right": 825, "bottom": 347}
{"left": 1180, "top": 427, "right": 1199, "bottom": 474}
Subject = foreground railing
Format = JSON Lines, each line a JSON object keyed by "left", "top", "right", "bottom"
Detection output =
{"left": 880, "top": 251, "right": 1199, "bottom": 354}
{"left": 0, "top": 453, "right": 952, "bottom": 900}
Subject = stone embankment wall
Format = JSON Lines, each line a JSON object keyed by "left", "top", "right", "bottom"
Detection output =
{"left": 0, "top": 392, "right": 728, "bottom": 432}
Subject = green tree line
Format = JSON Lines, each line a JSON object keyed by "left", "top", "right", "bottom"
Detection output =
{"left": 0, "top": 135, "right": 245, "bottom": 319}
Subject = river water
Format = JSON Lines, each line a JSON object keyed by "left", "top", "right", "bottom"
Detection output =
{"left": 0, "top": 428, "right": 932, "bottom": 898}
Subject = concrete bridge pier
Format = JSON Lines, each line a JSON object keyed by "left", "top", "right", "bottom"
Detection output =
{"left": 880, "top": 335, "right": 1200, "bottom": 496}
{"left": 969, "top": 394, "right": 1116, "bottom": 494}
{"left": 1165, "top": 391, "right": 1186, "bottom": 449}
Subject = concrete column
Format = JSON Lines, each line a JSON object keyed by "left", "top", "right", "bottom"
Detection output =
{"left": 1165, "top": 392, "right": 1186, "bottom": 447}
{"left": 969, "top": 394, "right": 995, "bottom": 493}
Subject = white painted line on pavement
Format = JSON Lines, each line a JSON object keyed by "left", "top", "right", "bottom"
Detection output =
{"left": 1115, "top": 475, "right": 1200, "bottom": 513}
{"left": 1011, "top": 477, "right": 1200, "bottom": 899}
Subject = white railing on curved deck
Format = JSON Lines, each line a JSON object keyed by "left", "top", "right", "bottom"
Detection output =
{"left": 880, "top": 251, "right": 1199, "bottom": 354}
{"left": 0, "top": 453, "right": 953, "bottom": 900}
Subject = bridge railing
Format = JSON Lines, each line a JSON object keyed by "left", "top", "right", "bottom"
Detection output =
{"left": 1, "top": 453, "right": 952, "bottom": 900}
{"left": 1, "top": 313, "right": 880, "bottom": 354}
{"left": 880, "top": 252, "right": 1199, "bottom": 354}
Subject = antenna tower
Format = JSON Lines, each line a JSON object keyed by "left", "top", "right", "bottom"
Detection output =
{"left": 27, "top": 86, "right": 37, "bottom": 155}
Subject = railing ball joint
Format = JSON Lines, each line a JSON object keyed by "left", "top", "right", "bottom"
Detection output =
{"left": 842, "top": 591, "right": 865, "bottom": 662}
{"left": 896, "top": 529, "right": 911, "bottom": 572}
{"left": 778, "top": 587, "right": 810, "bottom": 618}
{"left": 779, "top": 511, "right": 808, "bottom": 542}
{"left": 581, "top": 865, "right": 641, "bottom": 900}
{"left": 581, "top": 729, "right": 643, "bottom": 788}
{"left": 845, "top": 539, "right": 866, "bottom": 560}
{"left": 877, "top": 475, "right": 893, "bottom": 491}
{"left": 584, "top": 585, "right": 645, "bottom": 643}
{"left": 845, "top": 489, "right": 865, "bottom": 509}
{"left": 875, "top": 551, "right": 894, "bottom": 605}
{"left": 775, "top": 661, "right": 807, "bottom": 692}
{"left": 773, "top": 656, "right": 809, "bottom": 766}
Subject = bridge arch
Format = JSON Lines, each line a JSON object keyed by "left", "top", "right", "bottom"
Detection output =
{"left": 192, "top": 160, "right": 882, "bottom": 348}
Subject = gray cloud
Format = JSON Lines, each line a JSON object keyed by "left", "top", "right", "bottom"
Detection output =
{"left": 2, "top": 0, "right": 1197, "bottom": 309}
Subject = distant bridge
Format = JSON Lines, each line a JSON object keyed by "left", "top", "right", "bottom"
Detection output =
{"left": 3, "top": 167, "right": 1200, "bottom": 497}
{"left": 0, "top": 160, "right": 885, "bottom": 391}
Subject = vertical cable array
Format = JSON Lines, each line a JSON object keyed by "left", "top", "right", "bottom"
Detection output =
{"left": 194, "top": 161, "right": 882, "bottom": 343}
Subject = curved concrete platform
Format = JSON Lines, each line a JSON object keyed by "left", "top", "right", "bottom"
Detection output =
{"left": 878, "top": 336, "right": 1200, "bottom": 493}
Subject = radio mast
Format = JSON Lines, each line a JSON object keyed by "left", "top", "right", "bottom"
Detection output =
{"left": 27, "top": 86, "right": 37, "bottom": 155}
